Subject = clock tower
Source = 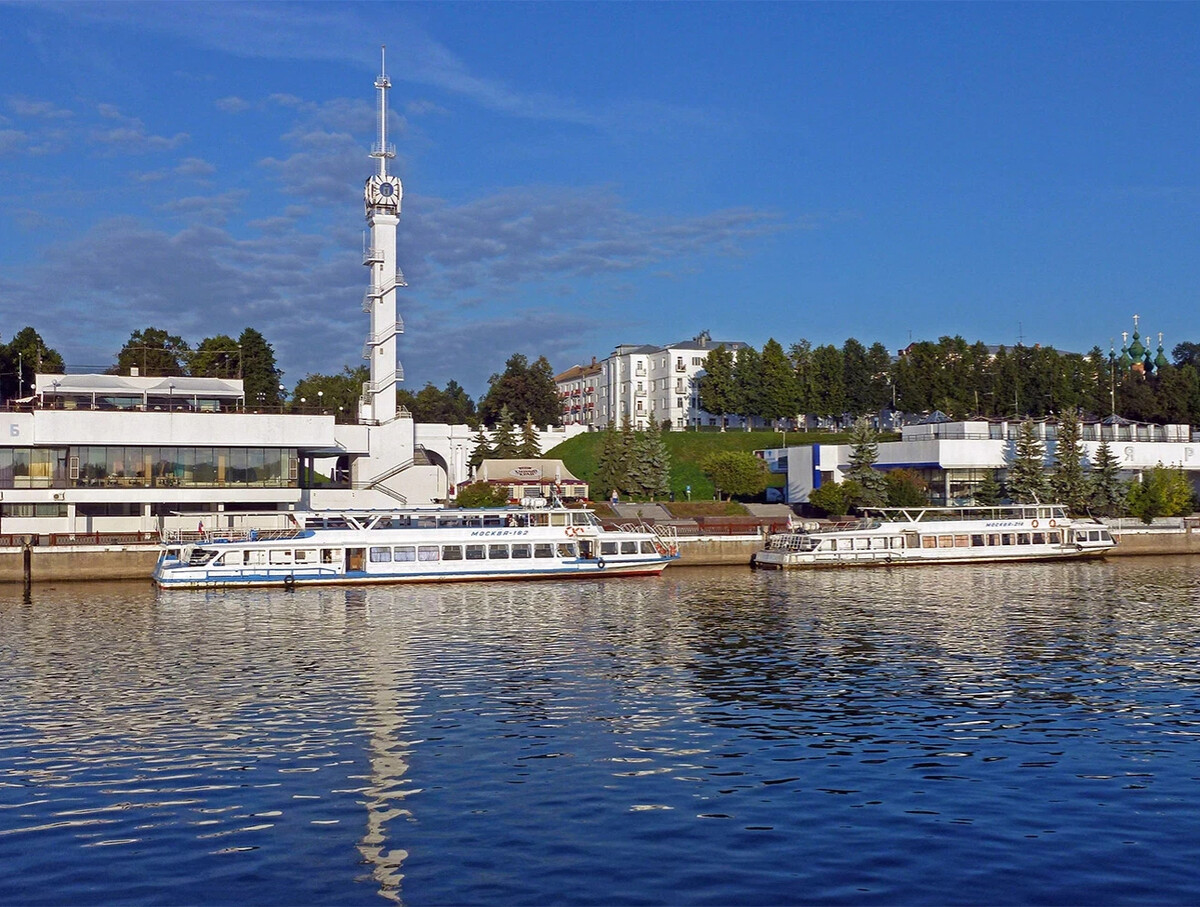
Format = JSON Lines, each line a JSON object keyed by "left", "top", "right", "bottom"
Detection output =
{"left": 360, "top": 46, "right": 404, "bottom": 424}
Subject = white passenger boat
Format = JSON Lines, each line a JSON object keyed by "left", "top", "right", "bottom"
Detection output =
{"left": 154, "top": 504, "right": 679, "bottom": 589}
{"left": 753, "top": 504, "right": 1115, "bottom": 569}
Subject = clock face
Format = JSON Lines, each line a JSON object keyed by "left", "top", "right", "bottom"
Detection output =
{"left": 379, "top": 182, "right": 395, "bottom": 197}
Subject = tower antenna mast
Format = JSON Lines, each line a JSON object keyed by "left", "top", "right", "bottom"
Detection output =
{"left": 371, "top": 45, "right": 395, "bottom": 178}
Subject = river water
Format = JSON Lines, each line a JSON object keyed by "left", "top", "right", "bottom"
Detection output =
{"left": 3, "top": 559, "right": 1200, "bottom": 905}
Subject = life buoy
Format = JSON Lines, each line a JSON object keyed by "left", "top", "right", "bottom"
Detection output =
{"left": 597, "top": 558, "right": 606, "bottom": 570}
{"left": 283, "top": 575, "right": 296, "bottom": 590}
{"left": 1049, "top": 519, "right": 1057, "bottom": 528}
{"left": 1031, "top": 520, "right": 1039, "bottom": 529}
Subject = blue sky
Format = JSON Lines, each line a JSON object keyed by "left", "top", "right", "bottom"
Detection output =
{"left": 1, "top": 2, "right": 1197, "bottom": 398}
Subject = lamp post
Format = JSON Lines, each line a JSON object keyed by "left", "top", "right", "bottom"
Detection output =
{"left": 168, "top": 381, "right": 175, "bottom": 412}
{"left": 279, "top": 384, "right": 286, "bottom": 412}
{"left": 317, "top": 390, "right": 324, "bottom": 413}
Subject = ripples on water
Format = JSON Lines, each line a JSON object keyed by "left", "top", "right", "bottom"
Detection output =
{"left": 2, "top": 559, "right": 1200, "bottom": 905}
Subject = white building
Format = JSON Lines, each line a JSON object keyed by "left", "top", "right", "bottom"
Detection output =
{"left": 762, "top": 417, "right": 1200, "bottom": 506}
{"left": 554, "top": 359, "right": 602, "bottom": 428}
{"left": 576, "top": 331, "right": 749, "bottom": 431}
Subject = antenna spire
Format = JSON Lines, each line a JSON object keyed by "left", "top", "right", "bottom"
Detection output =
{"left": 371, "top": 44, "right": 395, "bottom": 177}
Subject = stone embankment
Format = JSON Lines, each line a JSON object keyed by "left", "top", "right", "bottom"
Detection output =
{"left": 2, "top": 518, "right": 1198, "bottom": 583}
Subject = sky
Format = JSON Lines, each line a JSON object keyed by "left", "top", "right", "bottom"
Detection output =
{"left": 1, "top": 2, "right": 1198, "bottom": 399}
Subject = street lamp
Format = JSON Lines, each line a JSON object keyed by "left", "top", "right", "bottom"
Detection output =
{"left": 317, "top": 390, "right": 324, "bottom": 413}
{"left": 168, "top": 381, "right": 175, "bottom": 412}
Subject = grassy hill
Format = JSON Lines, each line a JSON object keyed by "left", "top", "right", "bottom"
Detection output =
{"left": 544, "top": 427, "right": 850, "bottom": 502}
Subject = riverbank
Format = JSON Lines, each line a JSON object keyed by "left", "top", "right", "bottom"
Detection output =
{"left": 2, "top": 524, "right": 1198, "bottom": 584}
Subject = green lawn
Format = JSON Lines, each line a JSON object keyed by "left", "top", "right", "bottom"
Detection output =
{"left": 545, "top": 427, "right": 851, "bottom": 502}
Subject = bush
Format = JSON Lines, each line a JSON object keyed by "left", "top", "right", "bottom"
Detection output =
{"left": 699, "top": 451, "right": 768, "bottom": 500}
{"left": 454, "top": 481, "right": 510, "bottom": 508}
{"left": 808, "top": 480, "right": 862, "bottom": 517}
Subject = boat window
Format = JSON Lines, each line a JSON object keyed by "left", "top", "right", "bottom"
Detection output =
{"left": 621, "top": 541, "right": 637, "bottom": 554}
{"left": 938, "top": 536, "right": 953, "bottom": 548}
{"left": 188, "top": 548, "right": 215, "bottom": 566}
{"left": 270, "top": 549, "right": 293, "bottom": 564}
{"left": 640, "top": 541, "right": 658, "bottom": 554}
{"left": 1048, "top": 531, "right": 1061, "bottom": 544}
{"left": 922, "top": 536, "right": 937, "bottom": 549}
{"left": 211, "top": 553, "right": 228, "bottom": 566}
{"left": 1100, "top": 530, "right": 1112, "bottom": 541}
{"left": 600, "top": 542, "right": 618, "bottom": 555}
{"left": 511, "top": 544, "right": 532, "bottom": 559}
{"left": 828, "top": 539, "right": 839, "bottom": 551}
{"left": 571, "top": 512, "right": 591, "bottom": 526}
{"left": 465, "top": 544, "right": 485, "bottom": 560}
{"left": 295, "top": 549, "right": 317, "bottom": 563}
{"left": 418, "top": 546, "right": 439, "bottom": 562}
{"left": 1002, "top": 533, "right": 1015, "bottom": 546}
{"left": 1032, "top": 532, "right": 1045, "bottom": 545}
{"left": 1017, "top": 533, "right": 1031, "bottom": 545}
{"left": 370, "top": 546, "right": 392, "bottom": 563}
{"left": 442, "top": 545, "right": 463, "bottom": 560}
{"left": 971, "top": 534, "right": 985, "bottom": 547}
{"left": 550, "top": 513, "right": 568, "bottom": 527}
{"left": 556, "top": 542, "right": 577, "bottom": 557}
{"left": 394, "top": 546, "right": 416, "bottom": 562}
{"left": 483, "top": 515, "right": 504, "bottom": 527}
{"left": 954, "top": 535, "right": 969, "bottom": 547}
{"left": 529, "top": 513, "right": 549, "bottom": 527}
{"left": 987, "top": 534, "right": 1001, "bottom": 546}
{"left": 1088, "top": 530, "right": 1101, "bottom": 541}
{"left": 488, "top": 544, "right": 509, "bottom": 559}
{"left": 534, "top": 543, "right": 555, "bottom": 558}
{"left": 321, "top": 549, "right": 336, "bottom": 564}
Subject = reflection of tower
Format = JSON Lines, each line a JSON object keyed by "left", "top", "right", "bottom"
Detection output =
{"left": 360, "top": 45, "right": 406, "bottom": 425}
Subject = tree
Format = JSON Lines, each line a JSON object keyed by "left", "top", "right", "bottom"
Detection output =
{"left": 1050, "top": 410, "right": 1089, "bottom": 513}
{"left": 191, "top": 334, "right": 242, "bottom": 378}
{"left": 519, "top": 417, "right": 541, "bottom": 458}
{"left": 884, "top": 469, "right": 929, "bottom": 507}
{"left": 845, "top": 417, "right": 888, "bottom": 507}
{"left": 239, "top": 327, "right": 284, "bottom": 409}
{"left": 490, "top": 405, "right": 520, "bottom": 458}
{"left": 112, "top": 327, "right": 190, "bottom": 377}
{"left": 809, "top": 344, "right": 845, "bottom": 418}
{"left": 973, "top": 471, "right": 1004, "bottom": 506}
{"left": 1127, "top": 464, "right": 1195, "bottom": 524}
{"left": 455, "top": 481, "right": 510, "bottom": 508}
{"left": 478, "top": 353, "right": 560, "bottom": 427}
{"left": 757, "top": 338, "right": 800, "bottom": 427}
{"left": 1, "top": 327, "right": 65, "bottom": 401}
{"left": 698, "top": 345, "right": 737, "bottom": 430}
{"left": 842, "top": 338, "right": 872, "bottom": 415}
{"left": 1088, "top": 440, "right": 1125, "bottom": 517}
{"left": 630, "top": 420, "right": 671, "bottom": 500}
{"left": 808, "top": 480, "right": 861, "bottom": 517}
{"left": 732, "top": 345, "right": 763, "bottom": 428}
{"left": 468, "top": 424, "right": 493, "bottom": 472}
{"left": 593, "top": 420, "right": 628, "bottom": 499}
{"left": 1007, "top": 420, "right": 1050, "bottom": 503}
{"left": 291, "top": 365, "right": 368, "bottom": 418}
{"left": 700, "top": 451, "right": 767, "bottom": 501}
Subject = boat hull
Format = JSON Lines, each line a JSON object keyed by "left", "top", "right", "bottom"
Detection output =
{"left": 752, "top": 547, "right": 1109, "bottom": 569}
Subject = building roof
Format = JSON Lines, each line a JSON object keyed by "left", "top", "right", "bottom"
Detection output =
{"left": 476, "top": 458, "right": 582, "bottom": 484}
{"left": 35, "top": 373, "right": 245, "bottom": 397}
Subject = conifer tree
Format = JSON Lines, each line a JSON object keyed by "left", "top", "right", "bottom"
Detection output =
{"left": 698, "top": 345, "right": 736, "bottom": 430}
{"left": 1050, "top": 409, "right": 1089, "bottom": 513}
{"left": 1007, "top": 420, "right": 1050, "bottom": 503}
{"left": 845, "top": 417, "right": 887, "bottom": 507}
{"left": 1088, "top": 439, "right": 1125, "bottom": 516}
{"left": 491, "top": 405, "right": 520, "bottom": 458}
{"left": 637, "top": 420, "right": 671, "bottom": 500}
{"left": 594, "top": 421, "right": 626, "bottom": 499}
{"left": 468, "top": 424, "right": 493, "bottom": 472}
{"left": 973, "top": 471, "right": 1003, "bottom": 506}
{"left": 519, "top": 417, "right": 541, "bottom": 458}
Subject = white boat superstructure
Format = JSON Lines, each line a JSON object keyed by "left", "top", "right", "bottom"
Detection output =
{"left": 754, "top": 504, "right": 1115, "bottom": 569}
{"left": 154, "top": 505, "right": 679, "bottom": 589}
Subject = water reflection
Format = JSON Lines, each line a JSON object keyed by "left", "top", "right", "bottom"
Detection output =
{"left": 1, "top": 559, "right": 1200, "bottom": 904}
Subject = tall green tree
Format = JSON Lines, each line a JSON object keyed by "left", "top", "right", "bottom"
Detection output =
{"left": 468, "top": 424, "right": 493, "bottom": 472}
{"left": 479, "top": 353, "right": 560, "bottom": 427}
{"left": 757, "top": 338, "right": 800, "bottom": 427}
{"left": 239, "top": 327, "right": 284, "bottom": 409}
{"left": 974, "top": 471, "right": 1004, "bottom": 506}
{"left": 490, "top": 405, "right": 520, "bottom": 458}
{"left": 1050, "top": 410, "right": 1089, "bottom": 513}
{"left": 1, "top": 327, "right": 65, "bottom": 400}
{"left": 698, "top": 345, "right": 737, "bottom": 430}
{"left": 191, "top": 334, "right": 242, "bottom": 378}
{"left": 1007, "top": 420, "right": 1050, "bottom": 503}
{"left": 842, "top": 338, "right": 872, "bottom": 415}
{"left": 789, "top": 339, "right": 814, "bottom": 416}
{"left": 630, "top": 420, "right": 671, "bottom": 500}
{"left": 593, "top": 420, "right": 628, "bottom": 499}
{"left": 845, "top": 416, "right": 888, "bottom": 507}
{"left": 112, "top": 327, "right": 190, "bottom": 377}
{"left": 291, "top": 365, "right": 368, "bottom": 418}
{"left": 1088, "top": 440, "right": 1125, "bottom": 516}
{"left": 809, "top": 344, "right": 845, "bottom": 418}
{"left": 733, "top": 345, "right": 763, "bottom": 428}
{"left": 519, "top": 417, "right": 541, "bottom": 458}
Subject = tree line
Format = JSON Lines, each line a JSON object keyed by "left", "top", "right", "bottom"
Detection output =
{"left": 699, "top": 335, "right": 1200, "bottom": 427}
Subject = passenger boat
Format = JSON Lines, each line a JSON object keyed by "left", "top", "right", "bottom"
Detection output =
{"left": 753, "top": 504, "right": 1115, "bottom": 569}
{"left": 154, "top": 504, "right": 679, "bottom": 589}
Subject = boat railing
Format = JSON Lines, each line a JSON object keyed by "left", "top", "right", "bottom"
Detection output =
{"left": 160, "top": 527, "right": 305, "bottom": 545}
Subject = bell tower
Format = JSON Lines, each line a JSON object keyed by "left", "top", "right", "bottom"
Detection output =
{"left": 360, "top": 45, "right": 405, "bottom": 424}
